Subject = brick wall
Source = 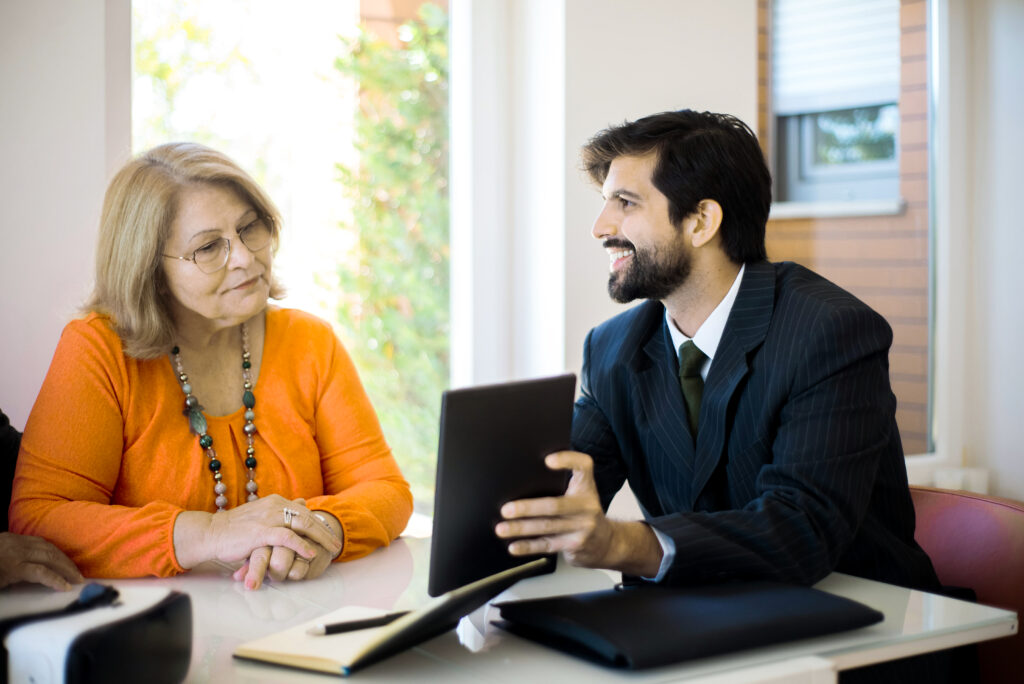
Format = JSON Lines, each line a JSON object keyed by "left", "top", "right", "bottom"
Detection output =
{"left": 359, "top": 0, "right": 448, "bottom": 44}
{"left": 760, "top": 0, "right": 931, "bottom": 454}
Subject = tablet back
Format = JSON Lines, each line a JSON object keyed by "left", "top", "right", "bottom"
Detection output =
{"left": 428, "top": 374, "right": 576, "bottom": 596}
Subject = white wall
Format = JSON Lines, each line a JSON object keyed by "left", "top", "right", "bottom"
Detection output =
{"left": 962, "top": 0, "right": 1024, "bottom": 498}
{"left": 910, "top": 0, "right": 1024, "bottom": 500}
{"left": 0, "top": 0, "right": 130, "bottom": 429}
{"left": 451, "top": 0, "right": 757, "bottom": 385}
{"left": 561, "top": 0, "right": 757, "bottom": 379}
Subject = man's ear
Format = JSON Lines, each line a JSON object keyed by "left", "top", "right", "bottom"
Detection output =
{"left": 689, "top": 199, "right": 723, "bottom": 248}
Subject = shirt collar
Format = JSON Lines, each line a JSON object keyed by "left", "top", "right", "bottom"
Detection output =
{"left": 667, "top": 264, "right": 745, "bottom": 373}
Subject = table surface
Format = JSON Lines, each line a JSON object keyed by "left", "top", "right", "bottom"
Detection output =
{"left": 2, "top": 535, "right": 1017, "bottom": 683}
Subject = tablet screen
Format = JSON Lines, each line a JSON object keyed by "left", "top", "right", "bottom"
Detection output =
{"left": 428, "top": 374, "right": 576, "bottom": 596}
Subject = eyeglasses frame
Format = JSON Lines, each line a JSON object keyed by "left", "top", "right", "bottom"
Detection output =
{"left": 161, "top": 216, "right": 274, "bottom": 274}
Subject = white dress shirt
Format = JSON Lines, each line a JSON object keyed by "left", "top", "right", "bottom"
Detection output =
{"left": 646, "top": 264, "right": 745, "bottom": 580}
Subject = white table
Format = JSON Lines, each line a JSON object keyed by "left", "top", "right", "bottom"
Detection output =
{"left": 2, "top": 536, "right": 1017, "bottom": 683}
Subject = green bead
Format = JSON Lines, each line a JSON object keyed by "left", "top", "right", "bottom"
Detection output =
{"left": 245, "top": 456, "right": 257, "bottom": 468}
{"left": 243, "top": 390, "right": 255, "bottom": 408}
{"left": 208, "top": 459, "right": 221, "bottom": 472}
{"left": 199, "top": 434, "right": 213, "bottom": 448}
{"left": 188, "top": 409, "right": 208, "bottom": 436}
{"left": 242, "top": 360, "right": 251, "bottom": 369}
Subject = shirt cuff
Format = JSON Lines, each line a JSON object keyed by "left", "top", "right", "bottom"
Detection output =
{"left": 643, "top": 524, "right": 676, "bottom": 582}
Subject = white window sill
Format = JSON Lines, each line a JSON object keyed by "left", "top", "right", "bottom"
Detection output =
{"left": 769, "top": 198, "right": 906, "bottom": 220}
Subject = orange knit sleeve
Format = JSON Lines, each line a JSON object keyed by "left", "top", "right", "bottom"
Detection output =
{"left": 296, "top": 318, "right": 413, "bottom": 561}
{"left": 9, "top": 317, "right": 185, "bottom": 578}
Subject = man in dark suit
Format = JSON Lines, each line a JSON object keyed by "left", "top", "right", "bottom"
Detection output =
{"left": 496, "top": 109, "right": 939, "bottom": 592}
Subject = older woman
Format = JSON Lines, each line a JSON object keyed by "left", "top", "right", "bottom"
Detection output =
{"left": 10, "top": 143, "right": 412, "bottom": 589}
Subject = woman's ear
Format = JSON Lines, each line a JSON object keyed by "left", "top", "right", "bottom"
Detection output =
{"left": 689, "top": 199, "right": 723, "bottom": 248}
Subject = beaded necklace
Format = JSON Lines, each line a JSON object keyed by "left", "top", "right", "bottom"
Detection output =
{"left": 172, "top": 323, "right": 259, "bottom": 512}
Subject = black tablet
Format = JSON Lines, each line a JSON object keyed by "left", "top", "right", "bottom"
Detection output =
{"left": 428, "top": 373, "right": 576, "bottom": 596}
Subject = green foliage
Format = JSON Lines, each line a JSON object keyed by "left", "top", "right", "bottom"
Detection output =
{"left": 133, "top": 1, "right": 449, "bottom": 509}
{"left": 332, "top": 5, "right": 449, "bottom": 509}
{"left": 131, "top": 1, "right": 254, "bottom": 158}
{"left": 813, "top": 104, "right": 897, "bottom": 165}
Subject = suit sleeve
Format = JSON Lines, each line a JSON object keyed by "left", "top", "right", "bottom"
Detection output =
{"left": 571, "top": 329, "right": 629, "bottom": 511}
{"left": 650, "top": 305, "right": 897, "bottom": 585}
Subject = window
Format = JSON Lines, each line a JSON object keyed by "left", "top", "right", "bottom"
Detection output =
{"left": 132, "top": 0, "right": 450, "bottom": 514}
{"left": 772, "top": 0, "right": 901, "bottom": 203}
{"left": 777, "top": 104, "right": 899, "bottom": 202}
{"left": 764, "top": 0, "right": 933, "bottom": 455}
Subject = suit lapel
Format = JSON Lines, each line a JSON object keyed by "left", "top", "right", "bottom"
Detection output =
{"left": 634, "top": 319, "right": 697, "bottom": 508}
{"left": 691, "top": 261, "right": 777, "bottom": 502}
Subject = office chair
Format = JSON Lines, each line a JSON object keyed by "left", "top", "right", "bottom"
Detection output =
{"left": 910, "top": 486, "right": 1024, "bottom": 684}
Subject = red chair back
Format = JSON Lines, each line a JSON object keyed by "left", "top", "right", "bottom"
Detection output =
{"left": 910, "top": 486, "right": 1024, "bottom": 683}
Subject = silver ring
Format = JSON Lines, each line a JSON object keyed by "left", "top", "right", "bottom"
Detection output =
{"left": 283, "top": 507, "right": 300, "bottom": 528}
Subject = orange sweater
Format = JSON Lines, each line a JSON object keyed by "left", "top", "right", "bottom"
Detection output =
{"left": 10, "top": 307, "right": 413, "bottom": 578}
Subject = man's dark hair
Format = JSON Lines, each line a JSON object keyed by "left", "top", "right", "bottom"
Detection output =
{"left": 582, "top": 110, "right": 771, "bottom": 264}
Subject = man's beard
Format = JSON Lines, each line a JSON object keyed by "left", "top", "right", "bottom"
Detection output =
{"left": 607, "top": 238, "right": 692, "bottom": 303}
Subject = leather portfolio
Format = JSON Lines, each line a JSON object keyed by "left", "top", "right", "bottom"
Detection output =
{"left": 495, "top": 580, "right": 883, "bottom": 670}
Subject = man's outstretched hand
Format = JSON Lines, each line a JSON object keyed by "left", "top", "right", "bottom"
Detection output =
{"left": 495, "top": 451, "right": 663, "bottom": 577}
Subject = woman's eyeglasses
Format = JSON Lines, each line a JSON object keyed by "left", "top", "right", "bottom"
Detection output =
{"left": 162, "top": 217, "right": 273, "bottom": 274}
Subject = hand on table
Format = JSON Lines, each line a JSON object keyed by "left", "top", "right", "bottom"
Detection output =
{"left": 174, "top": 494, "right": 342, "bottom": 587}
{"left": 0, "top": 532, "right": 84, "bottom": 591}
{"left": 230, "top": 499, "right": 344, "bottom": 590}
{"left": 494, "top": 451, "right": 663, "bottom": 577}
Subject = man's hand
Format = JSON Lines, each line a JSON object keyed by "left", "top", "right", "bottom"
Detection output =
{"left": 0, "top": 532, "right": 84, "bottom": 591}
{"left": 494, "top": 451, "right": 663, "bottom": 577}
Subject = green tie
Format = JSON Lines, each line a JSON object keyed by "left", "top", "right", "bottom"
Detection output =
{"left": 678, "top": 340, "right": 707, "bottom": 438}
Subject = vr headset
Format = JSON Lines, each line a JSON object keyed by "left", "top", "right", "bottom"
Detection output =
{"left": 1, "top": 583, "right": 191, "bottom": 683}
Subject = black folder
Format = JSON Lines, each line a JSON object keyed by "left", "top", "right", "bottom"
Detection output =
{"left": 495, "top": 581, "right": 884, "bottom": 670}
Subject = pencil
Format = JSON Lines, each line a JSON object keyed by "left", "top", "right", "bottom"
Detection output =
{"left": 306, "top": 611, "right": 411, "bottom": 635}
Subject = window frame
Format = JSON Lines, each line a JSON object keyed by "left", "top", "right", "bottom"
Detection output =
{"left": 904, "top": 0, "right": 969, "bottom": 478}
{"left": 776, "top": 106, "right": 900, "bottom": 203}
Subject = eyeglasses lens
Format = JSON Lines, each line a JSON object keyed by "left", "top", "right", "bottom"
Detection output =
{"left": 194, "top": 239, "right": 231, "bottom": 274}
{"left": 239, "top": 218, "right": 272, "bottom": 252}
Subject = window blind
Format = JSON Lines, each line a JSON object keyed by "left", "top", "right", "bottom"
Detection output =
{"left": 772, "top": 0, "right": 900, "bottom": 115}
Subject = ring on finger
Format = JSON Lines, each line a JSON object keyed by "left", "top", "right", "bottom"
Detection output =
{"left": 283, "top": 507, "right": 300, "bottom": 528}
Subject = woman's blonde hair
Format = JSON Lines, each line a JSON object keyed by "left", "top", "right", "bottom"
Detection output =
{"left": 86, "top": 142, "right": 285, "bottom": 358}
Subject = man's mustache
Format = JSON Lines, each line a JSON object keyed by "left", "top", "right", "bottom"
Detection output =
{"left": 603, "top": 238, "right": 635, "bottom": 251}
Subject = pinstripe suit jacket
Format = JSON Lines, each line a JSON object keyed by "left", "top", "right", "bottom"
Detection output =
{"left": 573, "top": 260, "right": 940, "bottom": 589}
